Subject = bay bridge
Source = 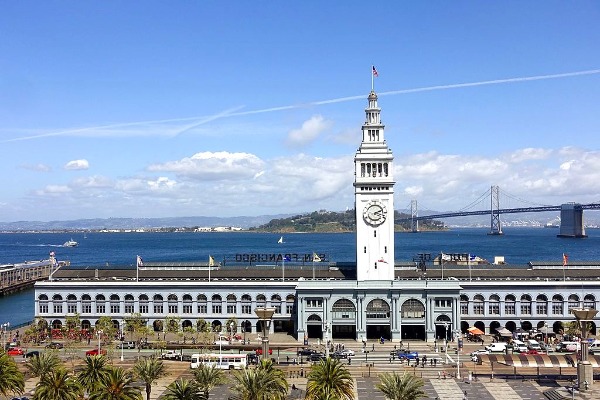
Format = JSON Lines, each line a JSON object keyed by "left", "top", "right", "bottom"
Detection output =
{"left": 396, "top": 185, "right": 600, "bottom": 238}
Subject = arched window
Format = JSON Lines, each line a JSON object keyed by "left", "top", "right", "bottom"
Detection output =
{"left": 124, "top": 294, "right": 134, "bottom": 314}
{"left": 536, "top": 294, "right": 548, "bottom": 315}
{"left": 505, "top": 295, "right": 516, "bottom": 315}
{"left": 153, "top": 294, "right": 164, "bottom": 314}
{"left": 168, "top": 294, "right": 178, "bottom": 314}
{"left": 568, "top": 294, "right": 580, "bottom": 311}
{"left": 584, "top": 294, "right": 596, "bottom": 309}
{"left": 67, "top": 294, "right": 77, "bottom": 314}
{"left": 460, "top": 295, "right": 469, "bottom": 315}
{"left": 332, "top": 298, "right": 356, "bottom": 319}
{"left": 241, "top": 294, "right": 252, "bottom": 314}
{"left": 96, "top": 294, "right": 106, "bottom": 314}
{"left": 183, "top": 294, "right": 193, "bottom": 314}
{"left": 401, "top": 299, "right": 424, "bottom": 319}
{"left": 139, "top": 294, "right": 149, "bottom": 314}
{"left": 110, "top": 294, "right": 120, "bottom": 314}
{"left": 521, "top": 294, "right": 532, "bottom": 315}
{"left": 552, "top": 294, "right": 564, "bottom": 315}
{"left": 39, "top": 294, "right": 49, "bottom": 313}
{"left": 286, "top": 294, "right": 295, "bottom": 315}
{"left": 488, "top": 294, "right": 500, "bottom": 315}
{"left": 271, "top": 294, "right": 282, "bottom": 314}
{"left": 52, "top": 294, "right": 63, "bottom": 314}
{"left": 227, "top": 294, "right": 237, "bottom": 314}
{"left": 212, "top": 294, "right": 222, "bottom": 314}
{"left": 82, "top": 294, "right": 92, "bottom": 314}
{"left": 473, "top": 295, "right": 484, "bottom": 315}
{"left": 197, "top": 294, "right": 207, "bottom": 313}
{"left": 256, "top": 294, "right": 266, "bottom": 308}
{"left": 367, "top": 299, "right": 390, "bottom": 319}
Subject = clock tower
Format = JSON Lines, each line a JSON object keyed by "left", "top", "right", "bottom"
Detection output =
{"left": 354, "top": 90, "right": 395, "bottom": 281}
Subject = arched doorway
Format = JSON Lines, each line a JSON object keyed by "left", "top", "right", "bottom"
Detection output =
{"left": 474, "top": 321, "right": 485, "bottom": 333}
{"left": 461, "top": 321, "right": 470, "bottom": 334}
{"left": 505, "top": 321, "right": 517, "bottom": 332}
{"left": 490, "top": 321, "right": 501, "bottom": 335}
{"left": 153, "top": 320, "right": 163, "bottom": 332}
{"left": 400, "top": 299, "right": 426, "bottom": 340}
{"left": 553, "top": 321, "right": 564, "bottom": 334}
{"left": 331, "top": 298, "right": 356, "bottom": 339}
{"left": 366, "top": 299, "right": 391, "bottom": 340}
{"left": 435, "top": 315, "right": 451, "bottom": 340}
{"left": 306, "top": 314, "right": 322, "bottom": 339}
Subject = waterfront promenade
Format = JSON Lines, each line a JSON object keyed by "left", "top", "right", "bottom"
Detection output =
{"left": 6, "top": 334, "right": 600, "bottom": 400}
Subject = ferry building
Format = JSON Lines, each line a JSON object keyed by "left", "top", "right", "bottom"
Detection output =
{"left": 34, "top": 90, "right": 599, "bottom": 342}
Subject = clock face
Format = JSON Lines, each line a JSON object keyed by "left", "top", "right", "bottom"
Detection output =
{"left": 363, "top": 201, "right": 387, "bottom": 226}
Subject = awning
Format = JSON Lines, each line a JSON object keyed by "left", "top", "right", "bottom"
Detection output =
{"left": 467, "top": 327, "right": 484, "bottom": 335}
{"left": 496, "top": 327, "right": 512, "bottom": 337}
{"left": 477, "top": 354, "right": 594, "bottom": 368}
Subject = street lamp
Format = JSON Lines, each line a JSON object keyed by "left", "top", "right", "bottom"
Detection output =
{"left": 323, "top": 319, "right": 330, "bottom": 359}
{"left": 97, "top": 329, "right": 103, "bottom": 354}
{"left": 572, "top": 308, "right": 598, "bottom": 391}
{"left": 1, "top": 322, "right": 9, "bottom": 351}
{"left": 255, "top": 307, "right": 275, "bottom": 362}
{"left": 120, "top": 321, "right": 124, "bottom": 361}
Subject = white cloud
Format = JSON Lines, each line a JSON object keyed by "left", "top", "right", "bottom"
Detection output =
{"left": 286, "top": 115, "right": 332, "bottom": 147}
{"left": 64, "top": 159, "right": 89, "bottom": 170}
{"left": 510, "top": 148, "right": 552, "bottom": 163}
{"left": 148, "top": 151, "right": 265, "bottom": 181}
{"left": 35, "top": 185, "right": 72, "bottom": 196}
{"left": 20, "top": 163, "right": 51, "bottom": 172}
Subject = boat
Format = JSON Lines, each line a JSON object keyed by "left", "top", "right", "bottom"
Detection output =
{"left": 277, "top": 236, "right": 283, "bottom": 244}
{"left": 63, "top": 239, "right": 78, "bottom": 247}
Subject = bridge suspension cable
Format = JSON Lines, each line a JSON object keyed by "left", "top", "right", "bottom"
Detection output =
{"left": 457, "top": 187, "right": 491, "bottom": 212}
{"left": 498, "top": 187, "right": 553, "bottom": 207}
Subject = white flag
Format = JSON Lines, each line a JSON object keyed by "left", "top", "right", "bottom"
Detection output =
{"left": 136, "top": 255, "right": 143, "bottom": 267}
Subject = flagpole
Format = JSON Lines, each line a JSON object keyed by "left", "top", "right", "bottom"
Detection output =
{"left": 371, "top": 65, "right": 374, "bottom": 91}
{"left": 441, "top": 251, "right": 444, "bottom": 281}
{"left": 312, "top": 258, "right": 315, "bottom": 280}
{"left": 136, "top": 255, "right": 139, "bottom": 282}
{"left": 208, "top": 256, "right": 211, "bottom": 283}
{"left": 282, "top": 256, "right": 285, "bottom": 282}
{"left": 468, "top": 253, "right": 472, "bottom": 282}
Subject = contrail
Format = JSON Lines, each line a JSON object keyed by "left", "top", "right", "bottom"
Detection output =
{"left": 3, "top": 69, "right": 598, "bottom": 143}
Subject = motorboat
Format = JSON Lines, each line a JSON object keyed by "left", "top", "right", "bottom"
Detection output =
{"left": 63, "top": 239, "right": 78, "bottom": 247}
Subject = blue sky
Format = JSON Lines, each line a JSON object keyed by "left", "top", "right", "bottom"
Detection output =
{"left": 1, "top": 2, "right": 599, "bottom": 222}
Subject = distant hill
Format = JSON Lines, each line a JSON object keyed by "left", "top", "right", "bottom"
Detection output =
{"left": 0, "top": 215, "right": 290, "bottom": 232}
{"left": 250, "top": 209, "right": 446, "bottom": 233}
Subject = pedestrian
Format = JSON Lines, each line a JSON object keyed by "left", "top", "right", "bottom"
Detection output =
{"left": 292, "top": 384, "right": 297, "bottom": 391}
{"left": 348, "top": 357, "right": 351, "bottom": 365}
{"left": 287, "top": 355, "right": 289, "bottom": 363}
{"left": 389, "top": 356, "right": 392, "bottom": 364}
{"left": 372, "top": 343, "right": 375, "bottom": 351}
{"left": 300, "top": 367, "right": 304, "bottom": 377}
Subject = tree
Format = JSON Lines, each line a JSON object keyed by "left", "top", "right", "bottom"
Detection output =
{"left": 77, "top": 354, "right": 110, "bottom": 394}
{"left": 96, "top": 316, "right": 118, "bottom": 343}
{"left": 376, "top": 372, "right": 425, "bottom": 400}
{"left": 230, "top": 359, "right": 288, "bottom": 400}
{"left": 125, "top": 313, "right": 152, "bottom": 353}
{"left": 305, "top": 358, "right": 354, "bottom": 400}
{"left": 0, "top": 351, "right": 25, "bottom": 397}
{"left": 26, "top": 350, "right": 62, "bottom": 379}
{"left": 163, "top": 378, "right": 206, "bottom": 400}
{"left": 33, "top": 367, "right": 83, "bottom": 400}
{"left": 133, "top": 356, "right": 166, "bottom": 400}
{"left": 192, "top": 364, "right": 227, "bottom": 399}
{"left": 88, "top": 366, "right": 142, "bottom": 400}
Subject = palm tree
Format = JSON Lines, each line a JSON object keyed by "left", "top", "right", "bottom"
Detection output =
{"left": 26, "top": 350, "right": 62, "bottom": 378}
{"left": 375, "top": 372, "right": 425, "bottom": 400}
{"left": 133, "top": 356, "right": 166, "bottom": 400}
{"left": 0, "top": 351, "right": 25, "bottom": 397}
{"left": 192, "top": 364, "right": 227, "bottom": 399}
{"left": 230, "top": 359, "right": 288, "bottom": 400}
{"left": 88, "top": 366, "right": 143, "bottom": 400}
{"left": 77, "top": 354, "right": 110, "bottom": 394}
{"left": 33, "top": 367, "right": 83, "bottom": 400}
{"left": 305, "top": 358, "right": 354, "bottom": 400}
{"left": 162, "top": 378, "right": 207, "bottom": 400}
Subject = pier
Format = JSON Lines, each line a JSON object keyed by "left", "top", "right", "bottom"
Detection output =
{"left": 0, "top": 258, "right": 66, "bottom": 296}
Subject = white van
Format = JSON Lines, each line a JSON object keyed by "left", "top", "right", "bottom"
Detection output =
{"left": 485, "top": 342, "right": 507, "bottom": 353}
{"left": 527, "top": 339, "right": 542, "bottom": 351}
{"left": 588, "top": 340, "right": 600, "bottom": 353}
{"left": 555, "top": 341, "right": 580, "bottom": 352}
{"left": 512, "top": 340, "right": 528, "bottom": 353}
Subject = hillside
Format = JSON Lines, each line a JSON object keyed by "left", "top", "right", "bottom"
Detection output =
{"left": 249, "top": 210, "right": 446, "bottom": 233}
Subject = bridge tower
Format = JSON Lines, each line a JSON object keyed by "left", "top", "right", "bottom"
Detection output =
{"left": 410, "top": 200, "right": 419, "bottom": 233}
{"left": 558, "top": 203, "right": 587, "bottom": 238}
{"left": 489, "top": 185, "right": 503, "bottom": 235}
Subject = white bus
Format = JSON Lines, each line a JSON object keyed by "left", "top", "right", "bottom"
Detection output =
{"left": 190, "top": 353, "right": 247, "bottom": 370}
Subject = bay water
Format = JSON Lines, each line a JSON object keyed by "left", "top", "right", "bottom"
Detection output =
{"left": 1, "top": 228, "right": 599, "bottom": 328}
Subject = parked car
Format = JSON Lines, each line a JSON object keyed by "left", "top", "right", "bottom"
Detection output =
{"left": 521, "top": 349, "right": 539, "bottom": 355}
{"left": 485, "top": 342, "right": 507, "bottom": 353}
{"left": 470, "top": 349, "right": 489, "bottom": 361}
{"left": 7, "top": 347, "right": 24, "bottom": 356}
{"left": 161, "top": 350, "right": 182, "bottom": 360}
{"left": 339, "top": 349, "right": 355, "bottom": 357}
{"left": 297, "top": 348, "right": 317, "bottom": 356}
{"left": 309, "top": 352, "right": 326, "bottom": 362}
{"left": 45, "top": 342, "right": 63, "bottom": 349}
{"left": 116, "top": 341, "right": 136, "bottom": 349}
{"left": 85, "top": 348, "right": 107, "bottom": 356}
{"left": 331, "top": 351, "right": 346, "bottom": 359}
{"left": 25, "top": 350, "right": 40, "bottom": 358}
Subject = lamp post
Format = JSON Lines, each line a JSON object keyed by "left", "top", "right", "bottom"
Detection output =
{"left": 454, "top": 329, "right": 461, "bottom": 380}
{"left": 97, "top": 329, "right": 103, "bottom": 354}
{"left": 572, "top": 308, "right": 598, "bottom": 391}
{"left": 323, "top": 319, "right": 330, "bottom": 359}
{"left": 1, "top": 322, "right": 9, "bottom": 351}
{"left": 120, "top": 321, "right": 124, "bottom": 361}
{"left": 255, "top": 307, "right": 275, "bottom": 362}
